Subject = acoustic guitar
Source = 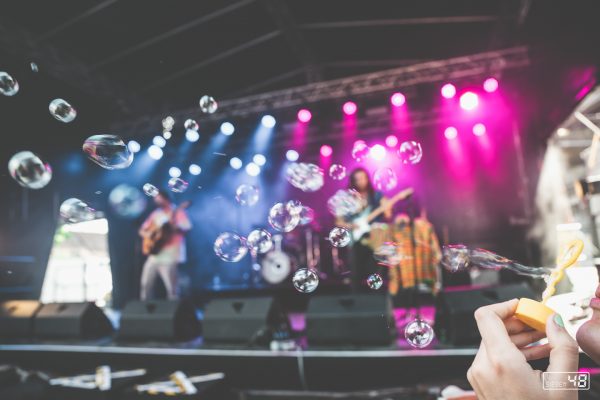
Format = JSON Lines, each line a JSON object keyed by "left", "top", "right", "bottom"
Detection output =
{"left": 142, "top": 201, "right": 191, "bottom": 256}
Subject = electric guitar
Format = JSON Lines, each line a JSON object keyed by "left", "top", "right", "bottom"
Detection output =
{"left": 351, "top": 188, "right": 413, "bottom": 241}
{"left": 142, "top": 201, "right": 191, "bottom": 256}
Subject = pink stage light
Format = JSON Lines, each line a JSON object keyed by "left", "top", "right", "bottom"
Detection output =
{"left": 320, "top": 144, "right": 333, "bottom": 157}
{"left": 385, "top": 135, "right": 398, "bottom": 148}
{"left": 459, "top": 91, "right": 479, "bottom": 111}
{"left": 369, "top": 144, "right": 386, "bottom": 160}
{"left": 441, "top": 83, "right": 456, "bottom": 99}
{"left": 483, "top": 78, "right": 499, "bottom": 93}
{"left": 343, "top": 101, "right": 357, "bottom": 115}
{"left": 297, "top": 108, "right": 312, "bottom": 122}
{"left": 390, "top": 92, "right": 406, "bottom": 107}
{"left": 444, "top": 127, "right": 458, "bottom": 140}
{"left": 473, "top": 123, "right": 486, "bottom": 136}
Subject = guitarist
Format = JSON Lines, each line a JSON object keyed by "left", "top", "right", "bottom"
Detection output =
{"left": 336, "top": 167, "right": 393, "bottom": 291}
{"left": 138, "top": 189, "right": 192, "bottom": 300}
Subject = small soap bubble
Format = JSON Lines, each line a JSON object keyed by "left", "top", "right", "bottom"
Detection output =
{"left": 329, "top": 164, "right": 347, "bottom": 180}
{"left": 235, "top": 184, "right": 259, "bottom": 206}
{"left": 404, "top": 319, "right": 434, "bottom": 348}
{"left": 292, "top": 268, "right": 319, "bottom": 293}
{"left": 367, "top": 273, "right": 383, "bottom": 290}
{"left": 7, "top": 151, "right": 52, "bottom": 189}
{"left": 168, "top": 177, "right": 189, "bottom": 193}
{"left": 199, "top": 95, "right": 218, "bottom": 114}
{"left": 298, "top": 206, "right": 315, "bottom": 225}
{"left": 373, "top": 168, "right": 398, "bottom": 191}
{"left": 246, "top": 229, "right": 273, "bottom": 254}
{"left": 30, "top": 62, "right": 38, "bottom": 73}
{"left": 143, "top": 183, "right": 159, "bottom": 197}
{"left": 49, "top": 98, "right": 77, "bottom": 123}
{"left": 60, "top": 198, "right": 96, "bottom": 223}
{"left": 286, "top": 199, "right": 303, "bottom": 214}
{"left": 327, "top": 189, "right": 364, "bottom": 217}
{"left": 441, "top": 245, "right": 470, "bottom": 273}
{"left": 352, "top": 141, "right": 370, "bottom": 162}
{"left": 214, "top": 232, "right": 247, "bottom": 262}
{"left": 374, "top": 242, "right": 403, "bottom": 266}
{"left": 184, "top": 119, "right": 199, "bottom": 131}
{"left": 328, "top": 227, "right": 351, "bottom": 248}
{"left": 398, "top": 141, "right": 423, "bottom": 165}
{"left": 83, "top": 135, "right": 133, "bottom": 170}
{"left": 268, "top": 202, "right": 300, "bottom": 232}
{"left": 0, "top": 71, "right": 19, "bottom": 96}
{"left": 285, "top": 162, "right": 324, "bottom": 192}
{"left": 108, "top": 184, "right": 147, "bottom": 218}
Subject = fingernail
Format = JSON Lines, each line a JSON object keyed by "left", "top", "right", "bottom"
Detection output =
{"left": 554, "top": 314, "right": 565, "bottom": 328}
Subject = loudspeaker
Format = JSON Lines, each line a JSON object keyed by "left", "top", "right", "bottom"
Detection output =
{"left": 306, "top": 294, "right": 395, "bottom": 346}
{"left": 0, "top": 300, "right": 42, "bottom": 337}
{"left": 119, "top": 300, "right": 200, "bottom": 341}
{"left": 435, "top": 282, "right": 536, "bottom": 345}
{"left": 202, "top": 297, "right": 285, "bottom": 344}
{"left": 34, "top": 302, "right": 113, "bottom": 339}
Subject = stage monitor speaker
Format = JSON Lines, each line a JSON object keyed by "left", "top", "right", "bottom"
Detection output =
{"left": 202, "top": 297, "right": 285, "bottom": 344}
{"left": 33, "top": 302, "right": 113, "bottom": 339}
{"left": 119, "top": 300, "right": 200, "bottom": 341}
{"left": 0, "top": 300, "right": 42, "bottom": 337}
{"left": 435, "top": 282, "right": 536, "bottom": 345}
{"left": 306, "top": 294, "right": 395, "bottom": 346}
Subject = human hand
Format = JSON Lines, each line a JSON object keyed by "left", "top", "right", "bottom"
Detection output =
{"left": 467, "top": 299, "right": 579, "bottom": 400}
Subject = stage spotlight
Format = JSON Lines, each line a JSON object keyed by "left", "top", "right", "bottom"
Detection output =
{"left": 444, "top": 126, "right": 458, "bottom": 140}
{"left": 369, "top": 144, "right": 386, "bottom": 160}
{"left": 459, "top": 92, "right": 479, "bottom": 111}
{"left": 557, "top": 128, "right": 569, "bottom": 137}
{"left": 230, "top": 157, "right": 243, "bottom": 170}
{"left": 297, "top": 109, "right": 312, "bottom": 123}
{"left": 163, "top": 131, "right": 172, "bottom": 139}
{"left": 253, "top": 154, "right": 266, "bottom": 166}
{"left": 220, "top": 122, "right": 235, "bottom": 136}
{"left": 189, "top": 164, "right": 202, "bottom": 175}
{"left": 127, "top": 140, "right": 141, "bottom": 153}
{"left": 153, "top": 135, "right": 166, "bottom": 148}
{"left": 148, "top": 145, "right": 163, "bottom": 160}
{"left": 286, "top": 149, "right": 299, "bottom": 162}
{"left": 261, "top": 115, "right": 276, "bottom": 128}
{"left": 391, "top": 92, "right": 406, "bottom": 107}
{"left": 186, "top": 129, "right": 200, "bottom": 142}
{"left": 342, "top": 101, "right": 357, "bottom": 115}
{"left": 245, "top": 162, "right": 260, "bottom": 177}
{"left": 483, "top": 77, "right": 499, "bottom": 93}
{"left": 385, "top": 135, "right": 398, "bottom": 148}
{"left": 441, "top": 83, "right": 456, "bottom": 99}
{"left": 320, "top": 145, "right": 333, "bottom": 157}
{"left": 169, "top": 167, "right": 181, "bottom": 178}
{"left": 473, "top": 123, "right": 486, "bottom": 136}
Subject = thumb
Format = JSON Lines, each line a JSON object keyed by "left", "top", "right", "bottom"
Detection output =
{"left": 546, "top": 313, "right": 579, "bottom": 373}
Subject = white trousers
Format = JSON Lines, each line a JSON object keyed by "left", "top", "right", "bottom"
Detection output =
{"left": 140, "top": 257, "right": 179, "bottom": 300}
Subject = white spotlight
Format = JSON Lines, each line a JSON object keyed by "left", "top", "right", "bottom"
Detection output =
{"left": 148, "top": 145, "right": 163, "bottom": 160}
{"left": 186, "top": 129, "right": 200, "bottom": 142}
{"left": 189, "top": 164, "right": 202, "bottom": 175}
{"left": 163, "top": 131, "right": 172, "bottom": 139}
{"left": 169, "top": 167, "right": 181, "bottom": 178}
{"left": 153, "top": 135, "right": 166, "bottom": 148}
{"left": 230, "top": 157, "right": 243, "bottom": 170}
{"left": 253, "top": 154, "right": 266, "bottom": 166}
{"left": 245, "top": 162, "right": 261, "bottom": 177}
{"left": 220, "top": 122, "right": 235, "bottom": 136}
{"left": 127, "top": 140, "right": 141, "bottom": 153}
{"left": 286, "top": 149, "right": 299, "bottom": 162}
{"left": 261, "top": 115, "right": 276, "bottom": 128}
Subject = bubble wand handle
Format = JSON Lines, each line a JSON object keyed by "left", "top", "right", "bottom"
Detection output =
{"left": 541, "top": 239, "right": 584, "bottom": 304}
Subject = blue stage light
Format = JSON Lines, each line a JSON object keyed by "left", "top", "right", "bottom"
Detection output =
{"left": 245, "top": 162, "right": 261, "bottom": 176}
{"left": 148, "top": 145, "right": 163, "bottom": 160}
{"left": 127, "top": 140, "right": 141, "bottom": 153}
{"left": 185, "top": 129, "right": 200, "bottom": 142}
{"left": 169, "top": 167, "right": 181, "bottom": 178}
{"left": 253, "top": 154, "right": 266, "bottom": 166}
{"left": 286, "top": 149, "right": 299, "bottom": 162}
{"left": 153, "top": 135, "right": 166, "bottom": 148}
{"left": 261, "top": 115, "right": 276, "bottom": 128}
{"left": 220, "top": 122, "right": 235, "bottom": 136}
{"left": 189, "top": 164, "right": 202, "bottom": 175}
{"left": 229, "top": 157, "right": 243, "bottom": 170}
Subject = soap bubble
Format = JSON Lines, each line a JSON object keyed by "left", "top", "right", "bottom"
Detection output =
{"left": 199, "top": 95, "right": 218, "bottom": 114}
{"left": 83, "top": 135, "right": 133, "bottom": 170}
{"left": 327, "top": 189, "right": 365, "bottom": 217}
{"left": 367, "top": 273, "right": 383, "bottom": 290}
{"left": 143, "top": 183, "right": 159, "bottom": 197}
{"left": 373, "top": 168, "right": 398, "bottom": 191}
{"left": 168, "top": 177, "right": 189, "bottom": 193}
{"left": 162, "top": 116, "right": 175, "bottom": 131}
{"left": 328, "top": 227, "right": 351, "bottom": 248}
{"left": 246, "top": 229, "right": 273, "bottom": 254}
{"left": 404, "top": 319, "right": 434, "bottom": 348}
{"left": 0, "top": 71, "right": 19, "bottom": 96}
{"left": 235, "top": 184, "right": 259, "bottom": 206}
{"left": 214, "top": 232, "right": 247, "bottom": 262}
{"left": 374, "top": 242, "right": 404, "bottom": 266}
{"left": 49, "top": 99, "right": 77, "bottom": 123}
{"left": 352, "top": 141, "right": 370, "bottom": 162}
{"left": 184, "top": 119, "right": 199, "bottom": 131}
{"left": 30, "top": 62, "right": 38, "bottom": 73}
{"left": 60, "top": 198, "right": 96, "bottom": 223}
{"left": 398, "top": 141, "right": 423, "bottom": 164}
{"left": 292, "top": 268, "right": 319, "bottom": 293}
{"left": 268, "top": 202, "right": 300, "bottom": 232}
{"left": 286, "top": 199, "right": 303, "bottom": 214}
{"left": 298, "top": 206, "right": 315, "bottom": 225}
{"left": 441, "top": 245, "right": 470, "bottom": 273}
{"left": 286, "top": 162, "right": 324, "bottom": 192}
{"left": 108, "top": 184, "right": 147, "bottom": 218}
{"left": 329, "top": 164, "right": 347, "bottom": 180}
{"left": 7, "top": 151, "right": 52, "bottom": 189}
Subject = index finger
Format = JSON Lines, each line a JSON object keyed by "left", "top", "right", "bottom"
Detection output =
{"left": 474, "top": 299, "right": 521, "bottom": 358}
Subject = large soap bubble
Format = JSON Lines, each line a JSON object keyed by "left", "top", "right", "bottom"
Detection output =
{"left": 398, "top": 141, "right": 423, "bottom": 165}
{"left": 327, "top": 189, "right": 364, "bottom": 217}
{"left": 246, "top": 229, "right": 273, "bottom": 254}
{"left": 83, "top": 135, "right": 133, "bottom": 170}
{"left": 60, "top": 198, "right": 96, "bottom": 223}
{"left": 404, "top": 319, "right": 434, "bottom": 348}
{"left": 292, "top": 268, "right": 319, "bottom": 293}
{"left": 49, "top": 99, "right": 77, "bottom": 123}
{"left": 108, "top": 184, "right": 147, "bottom": 218}
{"left": 0, "top": 71, "right": 19, "bottom": 96}
{"left": 352, "top": 140, "right": 370, "bottom": 162}
{"left": 8, "top": 151, "right": 52, "bottom": 189}
{"left": 285, "top": 162, "right": 324, "bottom": 192}
{"left": 268, "top": 202, "right": 300, "bottom": 232}
{"left": 214, "top": 232, "right": 247, "bottom": 262}
{"left": 168, "top": 177, "right": 189, "bottom": 193}
{"left": 373, "top": 168, "right": 398, "bottom": 191}
{"left": 328, "top": 227, "right": 351, "bottom": 248}
{"left": 235, "top": 184, "right": 259, "bottom": 206}
{"left": 199, "top": 95, "right": 218, "bottom": 114}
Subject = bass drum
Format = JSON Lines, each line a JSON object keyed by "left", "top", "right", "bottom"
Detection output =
{"left": 261, "top": 250, "right": 295, "bottom": 284}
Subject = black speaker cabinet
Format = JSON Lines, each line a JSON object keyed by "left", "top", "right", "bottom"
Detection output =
{"left": 119, "top": 300, "right": 200, "bottom": 341}
{"left": 306, "top": 294, "right": 395, "bottom": 346}
{"left": 34, "top": 302, "right": 113, "bottom": 339}
{"left": 0, "top": 300, "right": 42, "bottom": 337}
{"left": 435, "top": 282, "right": 536, "bottom": 345}
{"left": 202, "top": 297, "right": 285, "bottom": 344}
